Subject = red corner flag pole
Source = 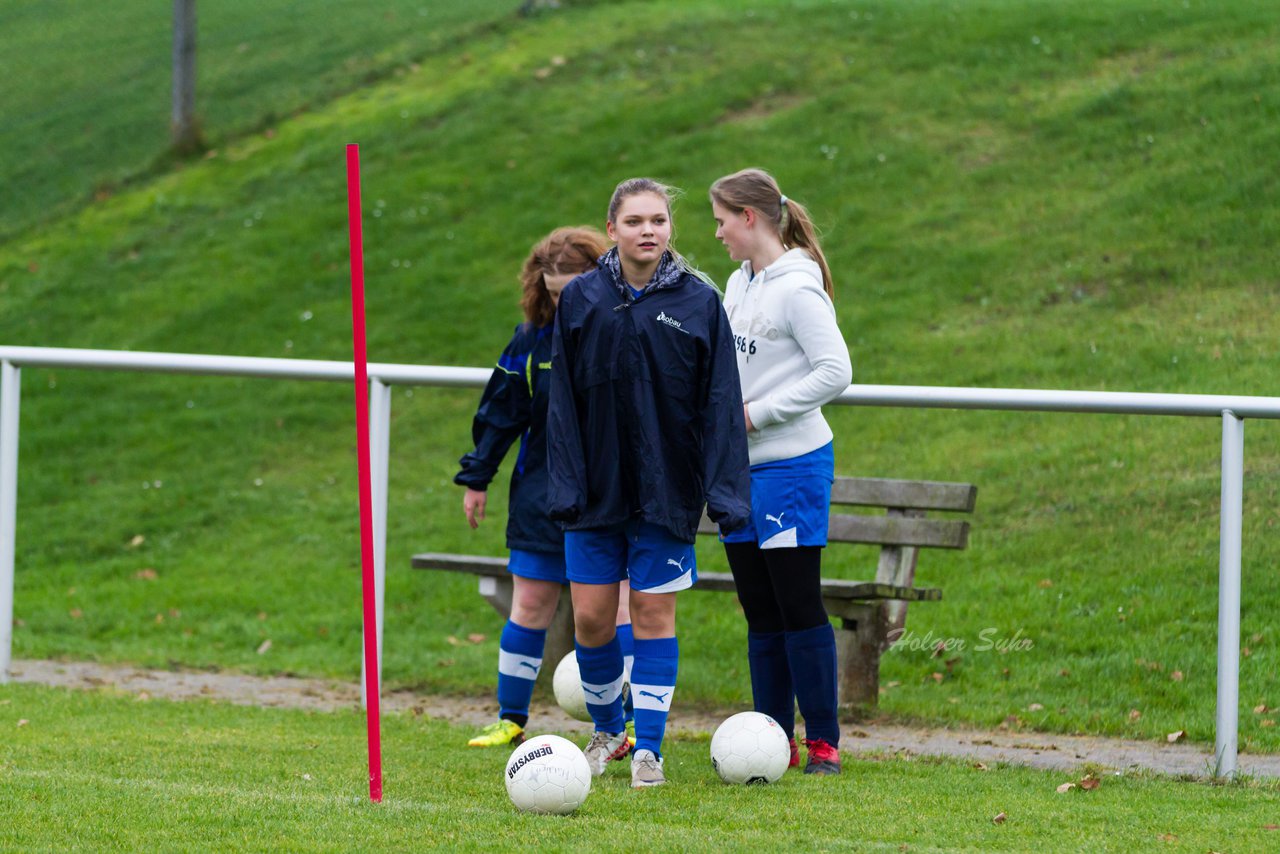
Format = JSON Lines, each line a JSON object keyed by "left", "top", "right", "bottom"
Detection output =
{"left": 345, "top": 143, "right": 383, "bottom": 803}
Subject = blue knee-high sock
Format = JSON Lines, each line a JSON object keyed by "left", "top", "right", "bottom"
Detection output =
{"left": 497, "top": 621, "right": 546, "bottom": 725}
{"left": 616, "top": 622, "right": 635, "bottom": 722}
{"left": 785, "top": 623, "right": 839, "bottom": 745}
{"left": 576, "top": 635, "right": 626, "bottom": 733}
{"left": 748, "top": 630, "right": 795, "bottom": 740}
{"left": 630, "top": 636, "right": 678, "bottom": 758}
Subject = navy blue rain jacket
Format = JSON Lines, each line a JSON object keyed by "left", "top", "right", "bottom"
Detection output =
{"left": 455, "top": 323, "right": 562, "bottom": 553}
{"left": 547, "top": 261, "right": 751, "bottom": 542}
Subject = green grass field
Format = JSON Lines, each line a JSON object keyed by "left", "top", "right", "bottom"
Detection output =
{"left": 3, "top": 683, "right": 1278, "bottom": 852}
{"left": 2, "top": 0, "right": 1280, "bottom": 773}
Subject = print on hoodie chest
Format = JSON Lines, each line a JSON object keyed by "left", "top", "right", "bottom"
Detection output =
{"left": 731, "top": 310, "right": 779, "bottom": 360}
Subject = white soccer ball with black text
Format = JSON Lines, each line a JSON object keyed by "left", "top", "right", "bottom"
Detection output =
{"left": 552, "top": 651, "right": 592, "bottom": 722}
{"left": 504, "top": 734, "right": 592, "bottom": 814}
{"left": 710, "top": 711, "right": 790, "bottom": 785}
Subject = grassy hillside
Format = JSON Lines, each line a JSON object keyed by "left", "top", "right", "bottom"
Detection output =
{"left": 0, "top": 0, "right": 516, "bottom": 239}
{"left": 2, "top": 0, "right": 1279, "bottom": 750}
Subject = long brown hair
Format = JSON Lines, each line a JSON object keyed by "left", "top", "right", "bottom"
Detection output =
{"left": 519, "top": 226, "right": 608, "bottom": 327}
{"left": 709, "top": 168, "right": 834, "bottom": 299}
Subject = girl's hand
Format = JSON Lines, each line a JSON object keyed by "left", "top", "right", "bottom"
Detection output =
{"left": 463, "top": 488, "right": 487, "bottom": 529}
{"left": 743, "top": 403, "right": 755, "bottom": 433}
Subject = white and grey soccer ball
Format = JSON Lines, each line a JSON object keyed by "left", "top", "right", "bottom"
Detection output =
{"left": 552, "top": 651, "right": 592, "bottom": 722}
{"left": 553, "top": 651, "right": 631, "bottom": 723}
{"left": 504, "top": 734, "right": 592, "bottom": 814}
{"left": 710, "top": 711, "right": 790, "bottom": 785}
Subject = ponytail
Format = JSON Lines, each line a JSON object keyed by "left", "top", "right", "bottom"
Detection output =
{"left": 709, "top": 168, "right": 835, "bottom": 300}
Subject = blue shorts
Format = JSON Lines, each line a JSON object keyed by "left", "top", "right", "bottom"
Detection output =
{"left": 721, "top": 442, "right": 834, "bottom": 549}
{"left": 507, "top": 548, "right": 567, "bottom": 584}
{"left": 565, "top": 520, "right": 696, "bottom": 593}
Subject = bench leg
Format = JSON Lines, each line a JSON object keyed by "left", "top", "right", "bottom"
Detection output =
{"left": 477, "top": 576, "right": 575, "bottom": 693}
{"left": 834, "top": 603, "right": 885, "bottom": 709}
{"left": 542, "top": 587, "right": 576, "bottom": 690}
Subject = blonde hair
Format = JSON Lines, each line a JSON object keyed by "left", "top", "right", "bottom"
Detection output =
{"left": 519, "top": 226, "right": 608, "bottom": 327}
{"left": 709, "top": 168, "right": 834, "bottom": 299}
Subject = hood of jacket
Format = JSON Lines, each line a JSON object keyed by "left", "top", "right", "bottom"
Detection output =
{"left": 738, "top": 247, "right": 822, "bottom": 289}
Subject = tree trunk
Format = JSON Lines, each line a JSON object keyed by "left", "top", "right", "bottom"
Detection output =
{"left": 171, "top": 0, "right": 201, "bottom": 153}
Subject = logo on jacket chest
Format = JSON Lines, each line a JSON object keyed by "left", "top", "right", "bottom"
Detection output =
{"left": 655, "top": 311, "right": 690, "bottom": 335}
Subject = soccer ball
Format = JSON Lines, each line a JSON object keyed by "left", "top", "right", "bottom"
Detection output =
{"left": 710, "top": 711, "right": 790, "bottom": 785}
{"left": 504, "top": 734, "right": 592, "bottom": 814}
{"left": 552, "top": 652, "right": 592, "bottom": 722}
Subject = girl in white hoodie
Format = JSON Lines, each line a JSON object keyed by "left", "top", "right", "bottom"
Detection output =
{"left": 710, "top": 168, "right": 853, "bottom": 775}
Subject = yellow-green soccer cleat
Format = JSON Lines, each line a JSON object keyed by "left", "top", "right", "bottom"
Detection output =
{"left": 467, "top": 719, "right": 525, "bottom": 748}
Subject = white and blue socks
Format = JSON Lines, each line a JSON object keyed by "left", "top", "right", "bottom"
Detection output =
{"left": 576, "top": 635, "right": 627, "bottom": 734}
{"left": 630, "top": 636, "right": 679, "bottom": 757}
{"left": 497, "top": 620, "right": 546, "bottom": 726}
{"left": 747, "top": 630, "right": 796, "bottom": 739}
{"left": 785, "top": 623, "right": 840, "bottom": 745}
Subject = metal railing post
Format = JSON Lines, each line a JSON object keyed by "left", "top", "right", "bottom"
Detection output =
{"left": 1214, "top": 410, "right": 1244, "bottom": 778}
{"left": 0, "top": 361, "right": 19, "bottom": 683}
{"left": 361, "top": 379, "right": 391, "bottom": 708}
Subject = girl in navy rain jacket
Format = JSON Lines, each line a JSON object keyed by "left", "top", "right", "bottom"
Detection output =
{"left": 455, "top": 226, "right": 634, "bottom": 749}
{"left": 548, "top": 178, "right": 751, "bottom": 787}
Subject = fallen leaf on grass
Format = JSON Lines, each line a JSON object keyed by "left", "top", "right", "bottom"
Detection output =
{"left": 446, "top": 635, "right": 461, "bottom": 646}
{"left": 1254, "top": 704, "right": 1269, "bottom": 714}
{"left": 1166, "top": 730, "right": 1185, "bottom": 743}
{"left": 137, "top": 692, "right": 150, "bottom": 702}
{"left": 129, "top": 534, "right": 145, "bottom": 547}
{"left": 1128, "top": 709, "right": 1142, "bottom": 722}
{"left": 999, "top": 715, "right": 1023, "bottom": 730}
{"left": 992, "top": 812, "right": 1007, "bottom": 825}
{"left": 931, "top": 672, "right": 944, "bottom": 684}
{"left": 1261, "top": 719, "right": 1276, "bottom": 728}
{"left": 256, "top": 639, "right": 272, "bottom": 655}
{"left": 467, "top": 633, "right": 486, "bottom": 644}
{"left": 69, "top": 608, "right": 83, "bottom": 619}
{"left": 1170, "top": 670, "right": 1183, "bottom": 682}
{"left": 1038, "top": 578, "right": 1053, "bottom": 588}
{"left": 1263, "top": 824, "right": 1279, "bottom": 830}
{"left": 1079, "top": 775, "right": 1100, "bottom": 791}
{"left": 974, "top": 762, "right": 989, "bottom": 771}
{"left": 17, "top": 719, "right": 29, "bottom": 727}
{"left": 1157, "top": 833, "right": 1178, "bottom": 843}
{"left": 1056, "top": 782, "right": 1076, "bottom": 793}
{"left": 1028, "top": 703, "right": 1044, "bottom": 712}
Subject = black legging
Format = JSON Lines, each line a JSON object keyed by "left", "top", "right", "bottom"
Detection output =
{"left": 723, "top": 542, "right": 829, "bottom": 633}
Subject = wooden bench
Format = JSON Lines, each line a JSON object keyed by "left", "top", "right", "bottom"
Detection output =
{"left": 412, "top": 476, "right": 977, "bottom": 706}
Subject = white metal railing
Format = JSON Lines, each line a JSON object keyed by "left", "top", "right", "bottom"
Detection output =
{"left": 3, "top": 345, "right": 1280, "bottom": 777}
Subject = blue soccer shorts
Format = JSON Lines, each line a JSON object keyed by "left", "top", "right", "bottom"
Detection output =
{"left": 721, "top": 442, "right": 834, "bottom": 549}
{"left": 565, "top": 520, "right": 696, "bottom": 592}
{"left": 507, "top": 548, "right": 568, "bottom": 584}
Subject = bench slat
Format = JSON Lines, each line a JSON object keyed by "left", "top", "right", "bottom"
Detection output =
{"left": 831, "top": 477, "right": 977, "bottom": 512}
{"left": 412, "top": 553, "right": 509, "bottom": 577}
{"left": 698, "top": 514, "right": 969, "bottom": 549}
{"left": 694, "top": 570, "right": 940, "bottom": 602}
{"left": 410, "top": 556, "right": 941, "bottom": 603}
{"left": 828, "top": 514, "right": 969, "bottom": 549}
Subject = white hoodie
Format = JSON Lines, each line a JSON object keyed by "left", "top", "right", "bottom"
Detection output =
{"left": 723, "top": 248, "right": 852, "bottom": 465}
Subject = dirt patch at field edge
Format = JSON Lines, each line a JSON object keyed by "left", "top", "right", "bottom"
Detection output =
{"left": 10, "top": 659, "right": 1279, "bottom": 780}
